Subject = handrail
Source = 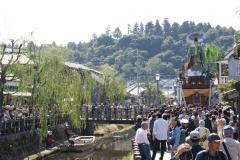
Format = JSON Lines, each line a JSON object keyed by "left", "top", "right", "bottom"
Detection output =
{"left": 0, "top": 106, "right": 145, "bottom": 136}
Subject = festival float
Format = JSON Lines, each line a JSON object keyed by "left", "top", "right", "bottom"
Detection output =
{"left": 178, "top": 32, "right": 213, "bottom": 105}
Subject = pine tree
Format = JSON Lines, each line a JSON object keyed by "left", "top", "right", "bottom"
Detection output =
{"left": 163, "top": 18, "right": 171, "bottom": 36}
{"left": 154, "top": 20, "right": 163, "bottom": 35}
{"left": 145, "top": 21, "right": 154, "bottom": 35}
{"left": 171, "top": 22, "right": 180, "bottom": 38}
{"left": 113, "top": 27, "right": 122, "bottom": 39}
{"left": 132, "top": 23, "right": 140, "bottom": 34}
{"left": 127, "top": 24, "right": 131, "bottom": 35}
{"left": 139, "top": 22, "right": 144, "bottom": 34}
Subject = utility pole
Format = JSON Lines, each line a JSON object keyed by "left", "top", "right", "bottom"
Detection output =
{"left": 137, "top": 49, "right": 140, "bottom": 104}
{"left": 209, "top": 79, "right": 212, "bottom": 106}
{"left": 155, "top": 73, "right": 160, "bottom": 106}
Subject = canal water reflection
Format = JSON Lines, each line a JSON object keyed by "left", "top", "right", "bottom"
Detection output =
{"left": 46, "top": 132, "right": 133, "bottom": 160}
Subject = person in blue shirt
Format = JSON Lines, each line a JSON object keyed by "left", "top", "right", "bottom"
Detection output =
{"left": 169, "top": 117, "right": 181, "bottom": 158}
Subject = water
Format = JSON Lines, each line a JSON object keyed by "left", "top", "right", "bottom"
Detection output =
{"left": 46, "top": 131, "right": 134, "bottom": 160}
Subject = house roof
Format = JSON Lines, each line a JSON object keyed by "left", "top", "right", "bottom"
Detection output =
{"left": 0, "top": 54, "right": 30, "bottom": 64}
{"left": 223, "top": 42, "right": 240, "bottom": 60}
{"left": 128, "top": 86, "right": 145, "bottom": 96}
{"left": 64, "top": 62, "right": 103, "bottom": 76}
{"left": 64, "top": 62, "right": 104, "bottom": 83}
{"left": 223, "top": 48, "right": 234, "bottom": 60}
{"left": 3, "top": 91, "right": 31, "bottom": 97}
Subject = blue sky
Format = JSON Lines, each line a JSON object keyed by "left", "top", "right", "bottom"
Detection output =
{"left": 0, "top": 0, "right": 240, "bottom": 45}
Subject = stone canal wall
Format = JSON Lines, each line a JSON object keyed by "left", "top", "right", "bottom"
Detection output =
{"left": 0, "top": 131, "right": 40, "bottom": 160}
{"left": 0, "top": 121, "right": 133, "bottom": 160}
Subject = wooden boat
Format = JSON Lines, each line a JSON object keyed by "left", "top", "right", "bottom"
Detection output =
{"left": 59, "top": 136, "right": 95, "bottom": 152}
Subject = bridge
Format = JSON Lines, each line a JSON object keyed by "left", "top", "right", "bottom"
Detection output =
{"left": 0, "top": 106, "right": 147, "bottom": 137}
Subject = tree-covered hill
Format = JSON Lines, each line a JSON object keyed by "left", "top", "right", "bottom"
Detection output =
{"left": 66, "top": 19, "right": 235, "bottom": 82}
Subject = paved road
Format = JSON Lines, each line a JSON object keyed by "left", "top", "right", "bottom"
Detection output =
{"left": 151, "top": 151, "right": 171, "bottom": 160}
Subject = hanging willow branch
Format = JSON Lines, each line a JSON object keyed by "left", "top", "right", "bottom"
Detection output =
{"left": 20, "top": 47, "right": 96, "bottom": 140}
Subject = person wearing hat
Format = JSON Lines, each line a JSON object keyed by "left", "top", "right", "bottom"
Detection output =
{"left": 179, "top": 118, "right": 190, "bottom": 144}
{"left": 135, "top": 119, "right": 151, "bottom": 160}
{"left": 46, "top": 131, "right": 54, "bottom": 149}
{"left": 219, "top": 125, "right": 240, "bottom": 160}
{"left": 171, "top": 130, "right": 204, "bottom": 160}
{"left": 195, "top": 133, "right": 228, "bottom": 160}
{"left": 135, "top": 115, "right": 142, "bottom": 131}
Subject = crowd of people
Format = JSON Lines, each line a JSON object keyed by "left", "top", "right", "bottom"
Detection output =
{"left": 135, "top": 104, "right": 240, "bottom": 160}
{"left": 0, "top": 105, "right": 40, "bottom": 123}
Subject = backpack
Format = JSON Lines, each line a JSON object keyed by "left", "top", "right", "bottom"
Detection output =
{"left": 179, "top": 128, "right": 186, "bottom": 144}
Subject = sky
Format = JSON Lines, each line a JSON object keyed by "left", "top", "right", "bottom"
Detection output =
{"left": 0, "top": 0, "right": 240, "bottom": 45}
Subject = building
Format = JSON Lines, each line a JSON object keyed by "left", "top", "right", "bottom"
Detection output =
{"left": 216, "top": 43, "right": 240, "bottom": 108}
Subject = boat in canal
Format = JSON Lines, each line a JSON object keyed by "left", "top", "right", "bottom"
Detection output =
{"left": 59, "top": 136, "right": 95, "bottom": 152}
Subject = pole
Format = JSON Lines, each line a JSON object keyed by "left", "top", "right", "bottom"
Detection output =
{"left": 157, "top": 80, "right": 159, "bottom": 106}
{"left": 209, "top": 79, "right": 212, "bottom": 106}
{"left": 179, "top": 81, "right": 182, "bottom": 105}
{"left": 137, "top": 49, "right": 140, "bottom": 104}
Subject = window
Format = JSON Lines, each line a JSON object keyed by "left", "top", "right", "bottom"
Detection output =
{"left": 238, "top": 63, "right": 240, "bottom": 75}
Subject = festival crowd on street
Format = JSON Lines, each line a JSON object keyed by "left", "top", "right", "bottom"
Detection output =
{"left": 135, "top": 104, "right": 240, "bottom": 160}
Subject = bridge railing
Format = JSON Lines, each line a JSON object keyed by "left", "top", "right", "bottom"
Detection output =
{"left": 0, "top": 115, "right": 69, "bottom": 136}
{"left": 84, "top": 106, "right": 138, "bottom": 121}
{"left": 0, "top": 105, "right": 146, "bottom": 136}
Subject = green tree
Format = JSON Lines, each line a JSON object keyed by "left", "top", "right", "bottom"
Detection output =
{"left": 145, "top": 21, "right": 154, "bottom": 35}
{"left": 77, "top": 41, "right": 84, "bottom": 51}
{"left": 163, "top": 18, "right": 171, "bottom": 35}
{"left": 99, "top": 64, "right": 127, "bottom": 103}
{"left": 171, "top": 22, "right": 180, "bottom": 38}
{"left": 132, "top": 23, "right": 140, "bottom": 35}
{"left": 0, "top": 40, "right": 27, "bottom": 112}
{"left": 204, "top": 44, "right": 220, "bottom": 64}
{"left": 139, "top": 22, "right": 145, "bottom": 34}
{"left": 113, "top": 27, "right": 122, "bottom": 39}
{"left": 180, "top": 21, "right": 190, "bottom": 33}
{"left": 105, "top": 26, "right": 111, "bottom": 36}
{"left": 154, "top": 20, "right": 163, "bottom": 35}
{"left": 23, "top": 46, "right": 95, "bottom": 140}
{"left": 67, "top": 42, "right": 77, "bottom": 50}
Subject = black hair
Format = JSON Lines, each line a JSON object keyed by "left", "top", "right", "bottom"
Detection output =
{"left": 157, "top": 113, "right": 162, "bottom": 118}
{"left": 191, "top": 139, "right": 200, "bottom": 143}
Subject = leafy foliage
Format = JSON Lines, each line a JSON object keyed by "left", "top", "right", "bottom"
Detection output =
{"left": 218, "top": 80, "right": 237, "bottom": 92}
{"left": 67, "top": 20, "right": 235, "bottom": 82}
{"left": 19, "top": 46, "right": 96, "bottom": 140}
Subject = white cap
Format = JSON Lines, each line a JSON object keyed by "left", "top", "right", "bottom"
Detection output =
{"left": 136, "top": 115, "right": 142, "bottom": 119}
{"left": 47, "top": 131, "right": 52, "bottom": 135}
{"left": 180, "top": 118, "right": 189, "bottom": 124}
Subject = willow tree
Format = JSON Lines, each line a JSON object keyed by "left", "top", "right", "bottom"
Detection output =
{"left": 0, "top": 40, "right": 29, "bottom": 112}
{"left": 204, "top": 44, "right": 220, "bottom": 64}
{"left": 20, "top": 44, "right": 95, "bottom": 140}
{"left": 99, "top": 64, "right": 127, "bottom": 104}
{"left": 204, "top": 44, "right": 220, "bottom": 76}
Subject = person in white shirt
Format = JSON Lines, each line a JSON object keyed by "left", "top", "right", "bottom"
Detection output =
{"left": 135, "top": 120, "right": 151, "bottom": 160}
{"left": 152, "top": 113, "right": 169, "bottom": 160}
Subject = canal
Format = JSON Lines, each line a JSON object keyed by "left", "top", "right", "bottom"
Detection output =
{"left": 46, "top": 129, "right": 134, "bottom": 160}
